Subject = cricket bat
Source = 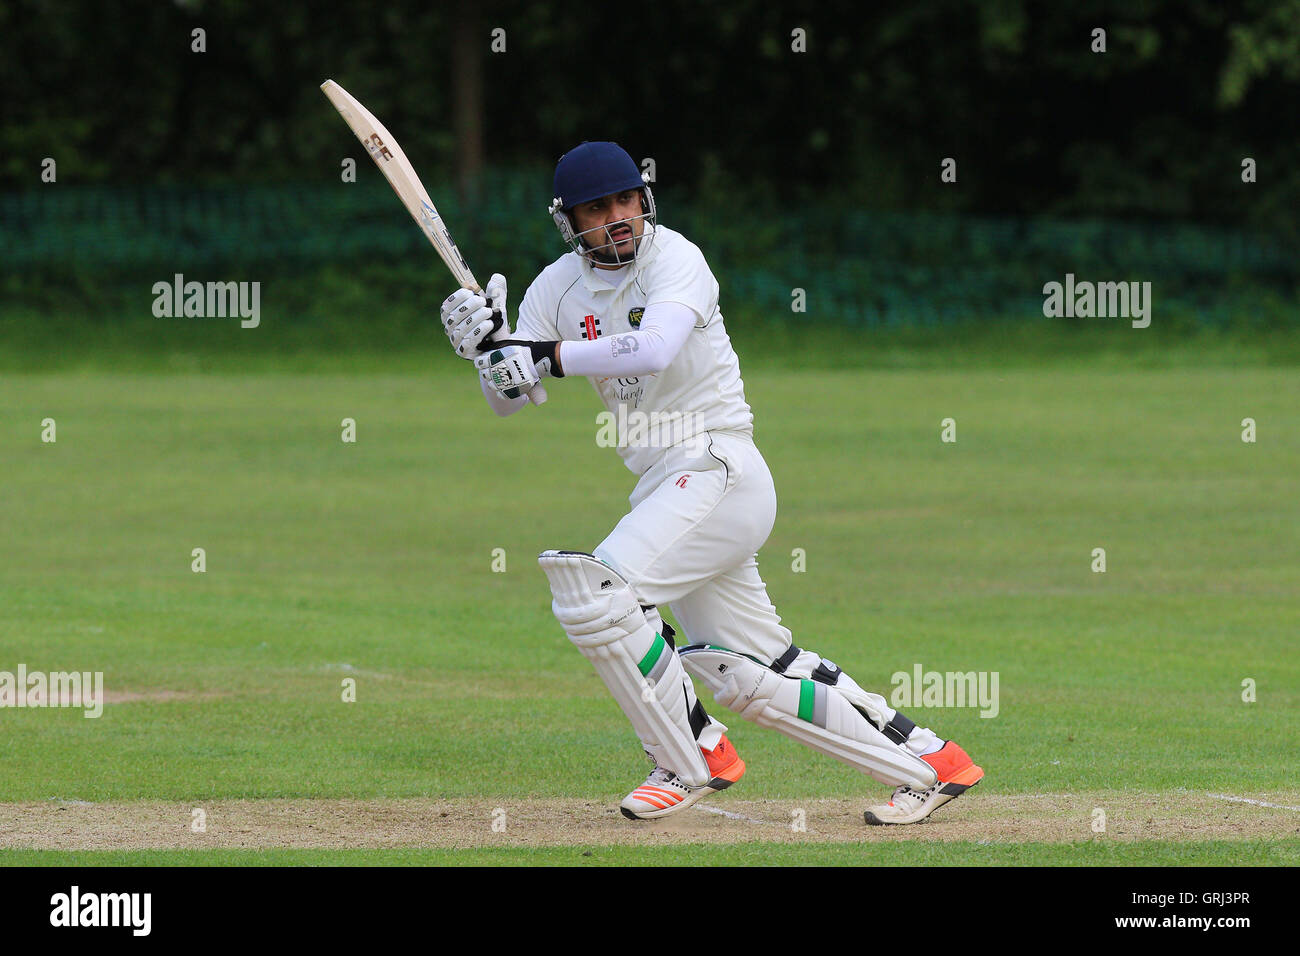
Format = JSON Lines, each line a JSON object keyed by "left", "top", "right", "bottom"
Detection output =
{"left": 320, "top": 79, "right": 546, "bottom": 405}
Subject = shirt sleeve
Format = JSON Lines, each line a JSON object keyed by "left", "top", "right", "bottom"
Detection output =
{"left": 644, "top": 236, "right": 718, "bottom": 325}
{"left": 479, "top": 371, "right": 527, "bottom": 416}
{"left": 557, "top": 237, "right": 716, "bottom": 377}
{"left": 556, "top": 301, "right": 695, "bottom": 378}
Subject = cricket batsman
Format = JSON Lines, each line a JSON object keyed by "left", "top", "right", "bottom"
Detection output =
{"left": 439, "top": 142, "right": 983, "bottom": 824}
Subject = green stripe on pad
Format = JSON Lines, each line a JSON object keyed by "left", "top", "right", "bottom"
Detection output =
{"left": 798, "top": 679, "right": 816, "bottom": 722}
{"left": 638, "top": 633, "right": 667, "bottom": 677}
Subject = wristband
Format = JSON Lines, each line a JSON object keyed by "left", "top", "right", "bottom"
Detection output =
{"left": 498, "top": 339, "right": 564, "bottom": 378}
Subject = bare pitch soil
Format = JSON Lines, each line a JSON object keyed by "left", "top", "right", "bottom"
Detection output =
{"left": 1, "top": 791, "right": 1296, "bottom": 851}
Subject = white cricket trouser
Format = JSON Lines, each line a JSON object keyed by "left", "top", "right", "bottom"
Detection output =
{"left": 595, "top": 429, "right": 792, "bottom": 664}
{"left": 593, "top": 428, "right": 943, "bottom": 760}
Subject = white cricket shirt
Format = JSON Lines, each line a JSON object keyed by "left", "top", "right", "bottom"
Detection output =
{"left": 514, "top": 226, "right": 754, "bottom": 476}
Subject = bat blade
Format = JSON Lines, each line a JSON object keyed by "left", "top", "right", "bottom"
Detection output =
{"left": 320, "top": 79, "right": 477, "bottom": 291}
{"left": 320, "top": 79, "right": 546, "bottom": 405}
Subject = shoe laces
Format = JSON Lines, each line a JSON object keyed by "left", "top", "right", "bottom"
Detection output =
{"left": 891, "top": 784, "right": 934, "bottom": 804}
{"left": 647, "top": 766, "right": 679, "bottom": 786}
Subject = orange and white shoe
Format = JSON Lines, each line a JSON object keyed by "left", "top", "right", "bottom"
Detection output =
{"left": 863, "top": 740, "right": 984, "bottom": 825}
{"left": 620, "top": 734, "right": 746, "bottom": 820}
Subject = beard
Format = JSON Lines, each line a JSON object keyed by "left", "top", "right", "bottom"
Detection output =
{"left": 583, "top": 225, "right": 639, "bottom": 264}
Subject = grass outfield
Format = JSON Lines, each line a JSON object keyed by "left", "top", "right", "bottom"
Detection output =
{"left": 1, "top": 357, "right": 1296, "bottom": 864}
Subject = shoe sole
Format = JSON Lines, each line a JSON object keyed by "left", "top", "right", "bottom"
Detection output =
{"left": 620, "top": 762, "right": 746, "bottom": 821}
{"left": 863, "top": 765, "right": 984, "bottom": 826}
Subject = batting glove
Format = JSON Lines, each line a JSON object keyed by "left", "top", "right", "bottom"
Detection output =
{"left": 494, "top": 339, "right": 564, "bottom": 378}
{"left": 440, "top": 272, "right": 511, "bottom": 359}
{"left": 475, "top": 338, "right": 566, "bottom": 398}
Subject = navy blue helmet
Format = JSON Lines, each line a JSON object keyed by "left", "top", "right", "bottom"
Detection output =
{"left": 548, "top": 142, "right": 657, "bottom": 263}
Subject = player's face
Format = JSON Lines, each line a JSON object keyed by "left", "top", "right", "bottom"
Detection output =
{"left": 571, "top": 190, "right": 646, "bottom": 267}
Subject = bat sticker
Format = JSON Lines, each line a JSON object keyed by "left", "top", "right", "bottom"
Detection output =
{"left": 420, "top": 201, "right": 470, "bottom": 271}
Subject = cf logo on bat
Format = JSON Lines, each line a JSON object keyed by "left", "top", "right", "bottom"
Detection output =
{"left": 365, "top": 134, "right": 393, "bottom": 161}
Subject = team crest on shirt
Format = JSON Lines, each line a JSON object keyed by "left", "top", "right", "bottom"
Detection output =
{"left": 580, "top": 314, "right": 601, "bottom": 340}
{"left": 628, "top": 307, "right": 644, "bottom": 328}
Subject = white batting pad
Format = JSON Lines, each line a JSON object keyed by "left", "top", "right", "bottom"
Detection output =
{"left": 679, "top": 645, "right": 938, "bottom": 788}
{"left": 539, "top": 550, "right": 710, "bottom": 787}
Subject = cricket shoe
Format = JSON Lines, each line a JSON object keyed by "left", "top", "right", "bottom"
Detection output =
{"left": 619, "top": 734, "right": 746, "bottom": 820}
{"left": 863, "top": 740, "right": 984, "bottom": 826}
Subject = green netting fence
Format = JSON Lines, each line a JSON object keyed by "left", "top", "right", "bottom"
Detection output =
{"left": 3, "top": 173, "right": 1296, "bottom": 327}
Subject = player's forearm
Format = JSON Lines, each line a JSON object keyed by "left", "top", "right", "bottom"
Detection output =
{"left": 557, "top": 302, "right": 694, "bottom": 377}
